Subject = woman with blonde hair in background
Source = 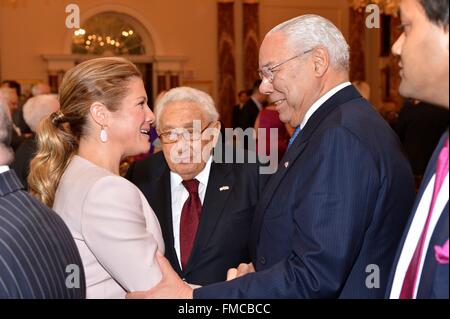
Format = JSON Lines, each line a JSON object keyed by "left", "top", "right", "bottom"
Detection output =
{"left": 28, "top": 57, "right": 164, "bottom": 298}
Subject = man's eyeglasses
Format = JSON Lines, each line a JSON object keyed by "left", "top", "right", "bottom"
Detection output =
{"left": 258, "top": 49, "right": 313, "bottom": 83}
{"left": 158, "top": 122, "right": 214, "bottom": 144}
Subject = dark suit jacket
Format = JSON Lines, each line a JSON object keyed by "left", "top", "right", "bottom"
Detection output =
{"left": 10, "top": 129, "right": 24, "bottom": 152}
{"left": 239, "top": 98, "right": 260, "bottom": 130}
{"left": 232, "top": 104, "right": 242, "bottom": 129}
{"left": 0, "top": 169, "right": 86, "bottom": 298}
{"left": 386, "top": 131, "right": 449, "bottom": 299}
{"left": 11, "top": 137, "right": 36, "bottom": 190}
{"left": 194, "top": 85, "right": 416, "bottom": 298}
{"left": 396, "top": 101, "right": 449, "bottom": 176}
{"left": 126, "top": 150, "right": 266, "bottom": 285}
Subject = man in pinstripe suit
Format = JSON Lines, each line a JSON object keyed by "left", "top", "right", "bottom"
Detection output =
{"left": 0, "top": 107, "right": 85, "bottom": 299}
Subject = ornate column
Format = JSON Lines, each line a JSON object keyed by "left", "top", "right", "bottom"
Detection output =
{"left": 217, "top": 0, "right": 236, "bottom": 128}
{"left": 348, "top": 6, "right": 366, "bottom": 82}
{"left": 242, "top": 0, "right": 259, "bottom": 90}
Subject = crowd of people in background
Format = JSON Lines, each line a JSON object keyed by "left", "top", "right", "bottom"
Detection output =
{"left": 1, "top": 73, "right": 447, "bottom": 186}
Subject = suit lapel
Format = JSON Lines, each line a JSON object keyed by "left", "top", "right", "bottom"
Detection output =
{"left": 385, "top": 131, "right": 449, "bottom": 296}
{"left": 416, "top": 204, "right": 449, "bottom": 298}
{"left": 183, "top": 161, "right": 234, "bottom": 275}
{"left": 249, "top": 139, "right": 309, "bottom": 256}
{"left": 249, "top": 85, "right": 363, "bottom": 255}
{"left": 152, "top": 164, "right": 183, "bottom": 276}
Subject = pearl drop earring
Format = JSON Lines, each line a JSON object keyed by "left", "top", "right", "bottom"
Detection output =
{"left": 100, "top": 125, "right": 108, "bottom": 143}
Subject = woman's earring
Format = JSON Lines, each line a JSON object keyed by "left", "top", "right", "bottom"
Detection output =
{"left": 100, "top": 125, "right": 108, "bottom": 143}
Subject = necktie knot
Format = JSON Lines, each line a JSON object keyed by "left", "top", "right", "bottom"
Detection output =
{"left": 182, "top": 179, "right": 199, "bottom": 194}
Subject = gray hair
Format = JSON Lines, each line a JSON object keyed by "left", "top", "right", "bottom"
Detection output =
{"left": 31, "top": 83, "right": 51, "bottom": 96}
{"left": 0, "top": 95, "right": 9, "bottom": 118}
{"left": 155, "top": 86, "right": 219, "bottom": 128}
{"left": 269, "top": 14, "right": 349, "bottom": 71}
{"left": 0, "top": 106, "right": 14, "bottom": 165}
{"left": 23, "top": 94, "right": 60, "bottom": 132}
{"left": 0, "top": 87, "right": 17, "bottom": 117}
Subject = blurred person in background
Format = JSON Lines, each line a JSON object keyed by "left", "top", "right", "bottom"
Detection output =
{"left": 11, "top": 94, "right": 60, "bottom": 189}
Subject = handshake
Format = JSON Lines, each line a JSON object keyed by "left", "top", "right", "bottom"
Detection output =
{"left": 126, "top": 252, "right": 255, "bottom": 299}
{"left": 226, "top": 262, "right": 255, "bottom": 281}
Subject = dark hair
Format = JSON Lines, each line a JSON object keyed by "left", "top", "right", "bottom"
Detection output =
{"left": 1, "top": 80, "right": 21, "bottom": 97}
{"left": 420, "top": 0, "right": 449, "bottom": 27}
{"left": 238, "top": 90, "right": 247, "bottom": 97}
{"left": 251, "top": 79, "right": 262, "bottom": 93}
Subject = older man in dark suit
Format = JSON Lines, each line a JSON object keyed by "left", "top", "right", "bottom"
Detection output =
{"left": 0, "top": 107, "right": 85, "bottom": 299}
{"left": 128, "top": 14, "right": 415, "bottom": 299}
{"left": 126, "top": 87, "right": 266, "bottom": 286}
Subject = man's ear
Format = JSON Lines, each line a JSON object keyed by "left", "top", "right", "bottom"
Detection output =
{"left": 312, "top": 47, "right": 329, "bottom": 77}
{"left": 212, "top": 120, "right": 221, "bottom": 132}
{"left": 89, "top": 102, "right": 109, "bottom": 127}
{"left": 205, "top": 120, "right": 222, "bottom": 146}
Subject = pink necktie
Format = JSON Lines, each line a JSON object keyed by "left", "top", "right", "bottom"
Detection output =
{"left": 400, "top": 138, "right": 449, "bottom": 299}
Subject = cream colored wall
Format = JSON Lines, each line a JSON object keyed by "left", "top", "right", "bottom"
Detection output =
{"left": 0, "top": 0, "right": 350, "bottom": 101}
{"left": 365, "top": 25, "right": 382, "bottom": 109}
{"left": 253, "top": 0, "right": 350, "bottom": 92}
{"left": 0, "top": 0, "right": 218, "bottom": 96}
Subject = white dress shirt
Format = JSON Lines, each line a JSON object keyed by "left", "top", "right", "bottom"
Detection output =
{"left": 299, "top": 82, "right": 351, "bottom": 130}
{"left": 170, "top": 156, "right": 213, "bottom": 267}
{"left": 0, "top": 165, "right": 9, "bottom": 174}
{"left": 390, "top": 172, "right": 449, "bottom": 298}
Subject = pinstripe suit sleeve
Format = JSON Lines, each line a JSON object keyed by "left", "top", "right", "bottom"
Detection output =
{"left": 0, "top": 170, "right": 85, "bottom": 299}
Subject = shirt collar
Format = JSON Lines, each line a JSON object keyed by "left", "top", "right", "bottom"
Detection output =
{"left": 170, "top": 155, "right": 213, "bottom": 190}
{"left": 299, "top": 81, "right": 351, "bottom": 130}
{"left": 0, "top": 166, "right": 9, "bottom": 174}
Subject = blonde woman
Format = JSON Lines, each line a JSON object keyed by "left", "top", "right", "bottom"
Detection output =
{"left": 28, "top": 57, "right": 164, "bottom": 299}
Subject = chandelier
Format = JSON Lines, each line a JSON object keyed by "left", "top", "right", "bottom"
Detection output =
{"left": 349, "top": 0, "right": 401, "bottom": 16}
{"left": 71, "top": 12, "right": 145, "bottom": 55}
{"left": 73, "top": 28, "right": 135, "bottom": 53}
